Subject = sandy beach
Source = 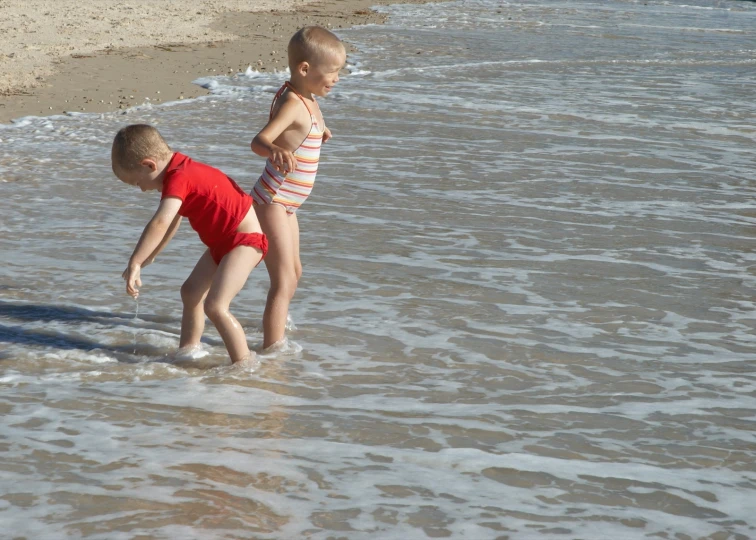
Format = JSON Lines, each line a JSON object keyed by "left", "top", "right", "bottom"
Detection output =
{"left": 0, "top": 0, "right": 428, "bottom": 123}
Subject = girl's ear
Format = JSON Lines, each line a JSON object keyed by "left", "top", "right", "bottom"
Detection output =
{"left": 297, "top": 61, "right": 310, "bottom": 77}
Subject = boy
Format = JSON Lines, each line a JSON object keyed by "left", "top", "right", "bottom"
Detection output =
{"left": 250, "top": 26, "right": 346, "bottom": 349}
{"left": 113, "top": 124, "right": 267, "bottom": 365}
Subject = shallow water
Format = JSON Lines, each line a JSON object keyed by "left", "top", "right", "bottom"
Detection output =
{"left": 1, "top": 0, "right": 755, "bottom": 538}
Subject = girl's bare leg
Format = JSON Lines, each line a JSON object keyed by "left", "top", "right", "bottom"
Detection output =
{"left": 289, "top": 211, "right": 302, "bottom": 282}
{"left": 255, "top": 204, "right": 300, "bottom": 348}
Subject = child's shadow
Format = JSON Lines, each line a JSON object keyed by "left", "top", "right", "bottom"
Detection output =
{"left": 0, "top": 301, "right": 261, "bottom": 365}
{"left": 0, "top": 301, "right": 178, "bottom": 362}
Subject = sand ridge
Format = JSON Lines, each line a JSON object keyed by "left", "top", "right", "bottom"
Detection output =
{"left": 0, "top": 0, "right": 313, "bottom": 94}
{"left": 0, "top": 0, "right": 436, "bottom": 123}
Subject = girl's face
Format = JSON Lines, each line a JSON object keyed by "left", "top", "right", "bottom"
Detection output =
{"left": 303, "top": 49, "right": 347, "bottom": 98}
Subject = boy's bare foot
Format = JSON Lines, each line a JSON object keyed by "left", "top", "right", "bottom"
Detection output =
{"left": 174, "top": 343, "right": 208, "bottom": 360}
{"left": 256, "top": 338, "right": 303, "bottom": 357}
{"left": 262, "top": 338, "right": 287, "bottom": 354}
{"left": 230, "top": 353, "right": 261, "bottom": 372}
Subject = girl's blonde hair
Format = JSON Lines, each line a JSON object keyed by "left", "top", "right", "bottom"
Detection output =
{"left": 288, "top": 26, "right": 344, "bottom": 68}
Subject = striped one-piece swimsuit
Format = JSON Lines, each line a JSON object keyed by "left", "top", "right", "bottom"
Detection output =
{"left": 251, "top": 81, "right": 324, "bottom": 214}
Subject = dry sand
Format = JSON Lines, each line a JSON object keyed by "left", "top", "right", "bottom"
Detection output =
{"left": 0, "top": 0, "right": 432, "bottom": 123}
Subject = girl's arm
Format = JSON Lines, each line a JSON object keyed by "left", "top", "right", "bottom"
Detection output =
{"left": 251, "top": 97, "right": 307, "bottom": 174}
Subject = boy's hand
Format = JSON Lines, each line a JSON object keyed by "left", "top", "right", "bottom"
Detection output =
{"left": 270, "top": 146, "right": 297, "bottom": 175}
{"left": 322, "top": 127, "right": 332, "bottom": 144}
{"left": 123, "top": 264, "right": 142, "bottom": 299}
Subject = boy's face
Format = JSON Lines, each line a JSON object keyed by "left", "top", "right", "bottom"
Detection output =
{"left": 114, "top": 159, "right": 162, "bottom": 192}
{"left": 304, "top": 48, "right": 347, "bottom": 97}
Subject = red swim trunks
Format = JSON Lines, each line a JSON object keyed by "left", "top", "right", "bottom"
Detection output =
{"left": 209, "top": 231, "right": 268, "bottom": 265}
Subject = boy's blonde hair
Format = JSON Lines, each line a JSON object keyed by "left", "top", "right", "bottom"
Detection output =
{"left": 288, "top": 26, "right": 344, "bottom": 68}
{"left": 112, "top": 124, "right": 172, "bottom": 171}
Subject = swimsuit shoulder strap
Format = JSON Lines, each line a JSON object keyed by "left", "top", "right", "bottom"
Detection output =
{"left": 269, "top": 83, "right": 288, "bottom": 119}
{"left": 269, "top": 81, "right": 315, "bottom": 120}
{"left": 284, "top": 81, "right": 315, "bottom": 117}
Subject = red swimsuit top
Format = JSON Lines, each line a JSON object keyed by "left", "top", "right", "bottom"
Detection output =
{"left": 161, "top": 152, "right": 252, "bottom": 248}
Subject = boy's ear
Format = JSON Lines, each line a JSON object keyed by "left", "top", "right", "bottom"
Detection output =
{"left": 139, "top": 158, "right": 158, "bottom": 172}
{"left": 297, "top": 61, "right": 310, "bottom": 76}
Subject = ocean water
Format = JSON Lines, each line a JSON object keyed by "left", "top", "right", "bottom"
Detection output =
{"left": 1, "top": 0, "right": 755, "bottom": 538}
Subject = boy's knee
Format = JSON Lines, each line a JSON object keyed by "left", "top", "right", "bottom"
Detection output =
{"left": 203, "top": 299, "right": 227, "bottom": 322}
{"left": 181, "top": 280, "right": 203, "bottom": 305}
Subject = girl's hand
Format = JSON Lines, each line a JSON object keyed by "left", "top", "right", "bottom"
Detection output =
{"left": 322, "top": 126, "right": 332, "bottom": 144}
{"left": 270, "top": 146, "right": 297, "bottom": 175}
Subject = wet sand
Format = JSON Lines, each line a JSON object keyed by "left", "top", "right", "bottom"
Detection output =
{"left": 0, "top": 0, "right": 434, "bottom": 123}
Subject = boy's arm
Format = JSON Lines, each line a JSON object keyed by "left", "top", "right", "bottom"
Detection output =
{"left": 251, "top": 98, "right": 306, "bottom": 174}
{"left": 123, "top": 197, "right": 182, "bottom": 298}
{"left": 143, "top": 213, "right": 182, "bottom": 266}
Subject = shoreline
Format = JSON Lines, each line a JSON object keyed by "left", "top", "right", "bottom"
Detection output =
{"left": 0, "top": 0, "right": 430, "bottom": 124}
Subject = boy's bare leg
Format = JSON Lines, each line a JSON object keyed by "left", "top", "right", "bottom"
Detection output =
{"left": 204, "top": 245, "right": 263, "bottom": 363}
{"left": 179, "top": 249, "right": 217, "bottom": 349}
{"left": 255, "top": 204, "right": 300, "bottom": 348}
